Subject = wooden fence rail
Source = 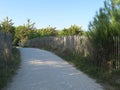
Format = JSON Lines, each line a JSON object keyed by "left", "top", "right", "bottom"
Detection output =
{"left": 25, "top": 36, "right": 92, "bottom": 56}
{"left": 0, "top": 32, "right": 12, "bottom": 61}
{"left": 25, "top": 36, "right": 120, "bottom": 71}
{"left": 113, "top": 36, "right": 120, "bottom": 70}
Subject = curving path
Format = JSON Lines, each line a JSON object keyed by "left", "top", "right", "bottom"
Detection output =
{"left": 4, "top": 48, "right": 103, "bottom": 90}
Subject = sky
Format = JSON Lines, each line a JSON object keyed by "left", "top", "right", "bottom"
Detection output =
{"left": 0, "top": 0, "right": 105, "bottom": 30}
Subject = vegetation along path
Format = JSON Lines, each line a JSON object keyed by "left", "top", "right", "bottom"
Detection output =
{"left": 4, "top": 48, "right": 103, "bottom": 90}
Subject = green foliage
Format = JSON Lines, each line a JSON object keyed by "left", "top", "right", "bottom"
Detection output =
{"left": 0, "top": 17, "right": 15, "bottom": 37}
{"left": 57, "top": 51, "right": 97, "bottom": 77}
{"left": 13, "top": 19, "right": 36, "bottom": 46}
{"left": 38, "top": 26, "right": 58, "bottom": 37}
{"left": 88, "top": 0, "right": 120, "bottom": 69}
{"left": 59, "top": 25, "right": 83, "bottom": 36}
{"left": 14, "top": 26, "right": 26, "bottom": 45}
{"left": 28, "top": 30, "right": 41, "bottom": 39}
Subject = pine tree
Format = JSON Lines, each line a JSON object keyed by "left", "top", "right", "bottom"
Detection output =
{"left": 88, "top": 0, "right": 120, "bottom": 71}
{"left": 0, "top": 17, "right": 15, "bottom": 36}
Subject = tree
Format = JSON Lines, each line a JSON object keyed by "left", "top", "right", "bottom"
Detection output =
{"left": 110, "top": 0, "right": 120, "bottom": 35}
{"left": 59, "top": 25, "right": 83, "bottom": 36}
{"left": 38, "top": 26, "right": 58, "bottom": 37}
{"left": 0, "top": 17, "right": 15, "bottom": 36}
{"left": 14, "top": 26, "right": 26, "bottom": 45}
{"left": 68, "top": 25, "right": 83, "bottom": 35}
{"left": 88, "top": 0, "right": 120, "bottom": 71}
{"left": 13, "top": 19, "right": 36, "bottom": 46}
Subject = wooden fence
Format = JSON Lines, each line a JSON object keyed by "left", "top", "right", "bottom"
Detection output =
{"left": 0, "top": 32, "right": 12, "bottom": 62}
{"left": 113, "top": 36, "right": 120, "bottom": 70}
{"left": 25, "top": 36, "right": 92, "bottom": 56}
{"left": 25, "top": 36, "right": 120, "bottom": 71}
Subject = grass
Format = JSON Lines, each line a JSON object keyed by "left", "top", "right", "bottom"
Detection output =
{"left": 0, "top": 47, "right": 21, "bottom": 89}
{"left": 46, "top": 48, "right": 120, "bottom": 90}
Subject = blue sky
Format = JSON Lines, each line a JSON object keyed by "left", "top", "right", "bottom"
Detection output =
{"left": 0, "top": 0, "right": 105, "bottom": 30}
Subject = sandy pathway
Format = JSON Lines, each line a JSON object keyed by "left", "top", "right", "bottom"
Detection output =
{"left": 4, "top": 48, "right": 103, "bottom": 90}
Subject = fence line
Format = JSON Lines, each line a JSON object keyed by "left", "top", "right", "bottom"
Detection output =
{"left": 113, "top": 36, "right": 120, "bottom": 70}
{"left": 0, "top": 32, "right": 12, "bottom": 62}
{"left": 25, "top": 35, "right": 120, "bottom": 71}
{"left": 25, "top": 36, "right": 92, "bottom": 56}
